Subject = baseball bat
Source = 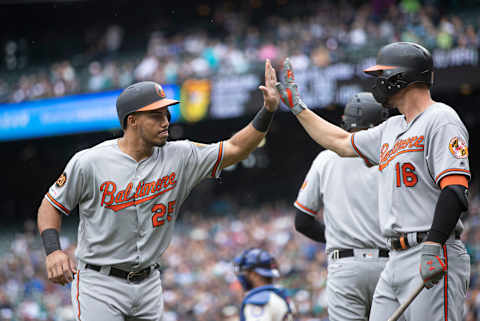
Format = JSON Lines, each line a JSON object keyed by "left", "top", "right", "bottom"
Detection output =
{"left": 387, "top": 283, "right": 425, "bottom": 321}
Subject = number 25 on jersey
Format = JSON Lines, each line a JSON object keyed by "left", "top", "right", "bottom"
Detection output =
{"left": 151, "top": 200, "right": 176, "bottom": 227}
{"left": 395, "top": 162, "right": 418, "bottom": 187}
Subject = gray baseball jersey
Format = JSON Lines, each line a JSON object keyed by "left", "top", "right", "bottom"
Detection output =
{"left": 294, "top": 150, "right": 385, "bottom": 251}
{"left": 295, "top": 150, "right": 388, "bottom": 321}
{"left": 46, "top": 138, "right": 224, "bottom": 271}
{"left": 352, "top": 102, "right": 471, "bottom": 321}
{"left": 351, "top": 102, "right": 470, "bottom": 236}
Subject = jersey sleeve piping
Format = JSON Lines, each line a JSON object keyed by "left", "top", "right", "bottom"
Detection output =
{"left": 434, "top": 168, "right": 471, "bottom": 185}
{"left": 351, "top": 133, "right": 373, "bottom": 166}
{"left": 294, "top": 200, "right": 317, "bottom": 216}
{"left": 211, "top": 141, "right": 224, "bottom": 178}
{"left": 45, "top": 193, "right": 71, "bottom": 215}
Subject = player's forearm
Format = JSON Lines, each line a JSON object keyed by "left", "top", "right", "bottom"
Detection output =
{"left": 426, "top": 184, "right": 468, "bottom": 244}
{"left": 297, "top": 109, "right": 355, "bottom": 157}
{"left": 222, "top": 104, "right": 275, "bottom": 168}
{"left": 37, "top": 197, "right": 62, "bottom": 234}
{"left": 294, "top": 210, "right": 326, "bottom": 243}
{"left": 38, "top": 197, "right": 64, "bottom": 255}
{"left": 222, "top": 124, "right": 265, "bottom": 168}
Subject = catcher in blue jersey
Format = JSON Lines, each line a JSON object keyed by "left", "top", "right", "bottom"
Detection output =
{"left": 234, "top": 248, "right": 295, "bottom": 321}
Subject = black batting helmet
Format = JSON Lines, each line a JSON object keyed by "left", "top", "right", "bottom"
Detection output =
{"left": 363, "top": 42, "right": 433, "bottom": 106}
{"left": 341, "top": 92, "right": 387, "bottom": 131}
{"left": 116, "top": 81, "right": 178, "bottom": 128}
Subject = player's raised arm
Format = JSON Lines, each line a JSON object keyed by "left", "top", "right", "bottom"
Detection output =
{"left": 221, "top": 59, "right": 280, "bottom": 169}
{"left": 276, "top": 58, "right": 356, "bottom": 157}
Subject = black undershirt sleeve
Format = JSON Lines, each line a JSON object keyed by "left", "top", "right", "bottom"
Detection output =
{"left": 426, "top": 184, "right": 469, "bottom": 244}
{"left": 294, "top": 209, "right": 326, "bottom": 243}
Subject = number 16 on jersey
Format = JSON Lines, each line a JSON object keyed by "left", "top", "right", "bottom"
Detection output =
{"left": 395, "top": 162, "right": 418, "bottom": 188}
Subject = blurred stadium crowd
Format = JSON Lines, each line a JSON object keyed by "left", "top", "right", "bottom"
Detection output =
{"left": 2, "top": 0, "right": 480, "bottom": 103}
{"left": 1, "top": 196, "right": 480, "bottom": 321}
{"left": 1, "top": 0, "right": 480, "bottom": 320}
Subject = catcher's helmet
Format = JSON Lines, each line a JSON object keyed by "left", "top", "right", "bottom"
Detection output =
{"left": 364, "top": 42, "right": 433, "bottom": 106}
{"left": 234, "top": 248, "right": 279, "bottom": 290}
{"left": 341, "top": 92, "right": 387, "bottom": 131}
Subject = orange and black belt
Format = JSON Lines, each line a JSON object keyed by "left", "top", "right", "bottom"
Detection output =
{"left": 390, "top": 231, "right": 460, "bottom": 251}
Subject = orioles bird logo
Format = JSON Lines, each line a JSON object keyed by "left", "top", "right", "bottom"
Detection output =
{"left": 56, "top": 173, "right": 67, "bottom": 187}
{"left": 449, "top": 137, "right": 468, "bottom": 159}
{"left": 155, "top": 84, "right": 166, "bottom": 98}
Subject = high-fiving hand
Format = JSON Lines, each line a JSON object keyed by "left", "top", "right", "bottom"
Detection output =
{"left": 275, "top": 58, "right": 308, "bottom": 115}
{"left": 259, "top": 59, "right": 280, "bottom": 112}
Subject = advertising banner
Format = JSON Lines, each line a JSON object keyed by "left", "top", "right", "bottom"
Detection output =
{"left": 0, "top": 48, "right": 477, "bottom": 142}
{"left": 0, "top": 85, "right": 180, "bottom": 141}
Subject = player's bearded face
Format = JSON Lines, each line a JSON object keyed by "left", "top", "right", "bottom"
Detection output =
{"left": 135, "top": 109, "right": 170, "bottom": 146}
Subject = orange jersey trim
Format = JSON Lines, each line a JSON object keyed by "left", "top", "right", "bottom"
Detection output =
{"left": 439, "top": 175, "right": 469, "bottom": 189}
{"left": 76, "top": 270, "right": 81, "bottom": 321}
{"left": 295, "top": 200, "right": 317, "bottom": 216}
{"left": 443, "top": 245, "right": 448, "bottom": 321}
{"left": 435, "top": 168, "right": 470, "bottom": 185}
{"left": 351, "top": 134, "right": 373, "bottom": 166}
{"left": 46, "top": 193, "right": 70, "bottom": 215}
{"left": 211, "top": 141, "right": 223, "bottom": 177}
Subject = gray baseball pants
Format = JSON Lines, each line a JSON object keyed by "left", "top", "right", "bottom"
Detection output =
{"left": 327, "top": 250, "right": 388, "bottom": 321}
{"left": 369, "top": 239, "right": 470, "bottom": 321}
{"left": 71, "top": 264, "right": 164, "bottom": 321}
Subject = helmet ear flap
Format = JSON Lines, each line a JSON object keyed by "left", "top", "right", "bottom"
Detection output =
{"left": 355, "top": 106, "right": 363, "bottom": 117}
{"left": 371, "top": 71, "right": 408, "bottom": 106}
{"left": 386, "top": 72, "right": 409, "bottom": 90}
{"left": 234, "top": 248, "right": 258, "bottom": 290}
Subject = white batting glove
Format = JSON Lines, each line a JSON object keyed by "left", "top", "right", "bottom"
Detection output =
{"left": 275, "top": 58, "right": 308, "bottom": 115}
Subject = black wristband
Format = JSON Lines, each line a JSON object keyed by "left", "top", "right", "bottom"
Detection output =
{"left": 251, "top": 106, "right": 275, "bottom": 132}
{"left": 41, "top": 228, "right": 61, "bottom": 256}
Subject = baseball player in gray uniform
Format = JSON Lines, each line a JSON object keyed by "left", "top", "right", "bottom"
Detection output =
{"left": 276, "top": 42, "right": 470, "bottom": 321}
{"left": 37, "top": 60, "right": 280, "bottom": 321}
{"left": 294, "top": 92, "right": 389, "bottom": 321}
